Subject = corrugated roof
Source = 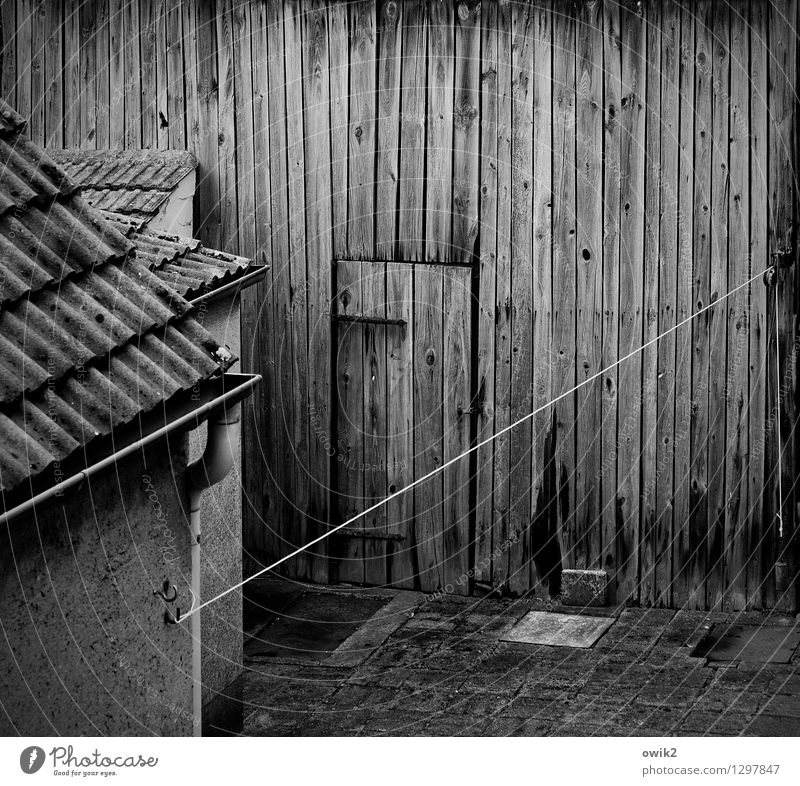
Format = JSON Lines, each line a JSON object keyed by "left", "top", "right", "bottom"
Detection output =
{"left": 46, "top": 148, "right": 197, "bottom": 221}
{"left": 0, "top": 102, "right": 241, "bottom": 502}
{"left": 101, "top": 211, "right": 261, "bottom": 302}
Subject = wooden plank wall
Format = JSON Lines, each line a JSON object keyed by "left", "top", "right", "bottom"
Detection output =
{"left": 4, "top": 0, "right": 798, "bottom": 610}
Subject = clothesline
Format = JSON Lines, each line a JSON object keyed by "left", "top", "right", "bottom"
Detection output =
{"left": 177, "top": 266, "right": 774, "bottom": 623}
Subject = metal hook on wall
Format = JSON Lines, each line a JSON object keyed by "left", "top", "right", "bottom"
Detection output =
{"left": 153, "top": 579, "right": 178, "bottom": 604}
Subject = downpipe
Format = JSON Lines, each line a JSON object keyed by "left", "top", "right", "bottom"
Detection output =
{"left": 185, "top": 402, "right": 242, "bottom": 737}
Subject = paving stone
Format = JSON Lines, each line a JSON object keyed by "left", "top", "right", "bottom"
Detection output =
{"left": 422, "top": 647, "right": 491, "bottom": 673}
{"left": 307, "top": 708, "right": 373, "bottom": 735}
{"left": 678, "top": 710, "right": 755, "bottom": 736}
{"left": 299, "top": 711, "right": 370, "bottom": 736}
{"left": 460, "top": 670, "right": 527, "bottom": 695}
{"left": 389, "top": 627, "right": 452, "bottom": 650}
{"left": 402, "top": 616, "right": 458, "bottom": 632}
{"left": 759, "top": 693, "right": 800, "bottom": 719}
{"left": 365, "top": 709, "right": 431, "bottom": 736}
{"left": 244, "top": 674, "right": 340, "bottom": 708}
{"left": 768, "top": 673, "right": 800, "bottom": 694}
{"left": 390, "top": 686, "right": 458, "bottom": 714}
{"left": 503, "top": 694, "right": 578, "bottom": 722}
{"left": 424, "top": 713, "right": 489, "bottom": 736}
{"left": 326, "top": 684, "right": 398, "bottom": 711}
{"left": 519, "top": 676, "right": 584, "bottom": 699}
{"left": 474, "top": 713, "right": 546, "bottom": 736}
{"left": 448, "top": 690, "right": 517, "bottom": 717}
{"left": 243, "top": 708, "right": 314, "bottom": 736}
{"left": 635, "top": 684, "right": 700, "bottom": 709}
{"left": 547, "top": 720, "right": 607, "bottom": 736}
{"left": 743, "top": 713, "right": 800, "bottom": 736}
{"left": 691, "top": 686, "right": 765, "bottom": 715}
{"left": 504, "top": 718, "right": 554, "bottom": 736}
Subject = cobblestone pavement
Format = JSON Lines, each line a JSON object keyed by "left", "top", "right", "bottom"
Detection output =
{"left": 236, "top": 583, "right": 800, "bottom": 737}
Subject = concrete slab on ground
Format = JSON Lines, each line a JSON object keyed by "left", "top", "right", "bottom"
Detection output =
{"left": 501, "top": 611, "right": 615, "bottom": 648}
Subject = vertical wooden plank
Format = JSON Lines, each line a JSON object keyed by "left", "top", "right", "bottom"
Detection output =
{"left": 425, "top": 0, "right": 453, "bottom": 262}
{"left": 444, "top": 0, "right": 479, "bottom": 593}
{"left": 345, "top": 0, "right": 377, "bottom": 583}
{"left": 284, "top": 0, "right": 310, "bottom": 579}
{"left": 43, "top": 0, "right": 63, "bottom": 148}
{"left": 335, "top": 259, "right": 365, "bottom": 584}
{"left": 79, "top": 0, "right": 97, "bottom": 147}
{"left": 687, "top": 1, "right": 713, "bottom": 609}
{"left": 530, "top": 0, "right": 555, "bottom": 595}
{"left": 386, "top": 262, "right": 414, "bottom": 587}
{"left": 413, "top": 262, "right": 443, "bottom": 591}
{"left": 29, "top": 0, "right": 44, "bottom": 144}
{"left": 358, "top": 0, "right": 395, "bottom": 587}
{"left": 123, "top": 0, "right": 140, "bottom": 148}
{"left": 414, "top": 0, "right": 452, "bottom": 592}
{"left": 600, "top": 0, "right": 621, "bottom": 592}
{"left": 356, "top": 3, "right": 388, "bottom": 585}
{"left": 640, "top": 0, "right": 661, "bottom": 606}
{"left": 217, "top": 1, "right": 239, "bottom": 251}
{"left": 616, "top": 0, "right": 646, "bottom": 603}
{"left": 475, "top": 0, "right": 498, "bottom": 584}
{"left": 231, "top": 0, "right": 257, "bottom": 564}
{"left": 182, "top": 0, "right": 200, "bottom": 187}
{"left": 232, "top": 2, "right": 255, "bottom": 255}
{"left": 705, "top": 0, "right": 730, "bottom": 610}
{"left": 94, "top": 0, "right": 110, "bottom": 148}
{"left": 672, "top": 5, "right": 696, "bottom": 608}
{"left": 396, "top": 0, "right": 425, "bottom": 263}
{"left": 574, "top": 0, "right": 603, "bottom": 573}
{"left": 490, "top": 0, "right": 511, "bottom": 589}
{"left": 108, "top": 0, "right": 125, "bottom": 149}
{"left": 1, "top": 0, "right": 16, "bottom": 109}
{"left": 302, "top": 0, "right": 333, "bottom": 584}
{"left": 376, "top": 0, "right": 401, "bottom": 261}
{"left": 551, "top": 1, "right": 576, "bottom": 590}
{"left": 265, "top": 0, "right": 294, "bottom": 571}
{"left": 443, "top": 265, "right": 472, "bottom": 594}
{"left": 375, "top": 0, "right": 410, "bottom": 586}
{"left": 348, "top": 0, "right": 376, "bottom": 260}
{"left": 362, "top": 258, "right": 388, "bottom": 586}
{"left": 767, "top": 0, "right": 797, "bottom": 611}
{"left": 654, "top": 0, "right": 680, "bottom": 607}
{"left": 507, "top": 2, "right": 534, "bottom": 594}
{"left": 154, "top": 0, "right": 168, "bottom": 150}
{"left": 165, "top": 0, "right": 185, "bottom": 149}
{"left": 242, "top": 0, "right": 278, "bottom": 563}
{"left": 15, "top": 0, "right": 32, "bottom": 124}
{"left": 328, "top": 1, "right": 349, "bottom": 262}
{"left": 723, "top": 1, "right": 750, "bottom": 611}
{"left": 64, "top": 0, "right": 81, "bottom": 147}
{"left": 139, "top": 0, "right": 156, "bottom": 148}
{"left": 451, "top": 0, "right": 480, "bottom": 264}
{"left": 395, "top": 0, "right": 426, "bottom": 587}
{"left": 194, "top": 0, "right": 220, "bottom": 246}
{"left": 747, "top": 0, "right": 768, "bottom": 609}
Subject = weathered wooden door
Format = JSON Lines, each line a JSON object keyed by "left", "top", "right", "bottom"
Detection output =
{"left": 332, "top": 260, "right": 475, "bottom": 594}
